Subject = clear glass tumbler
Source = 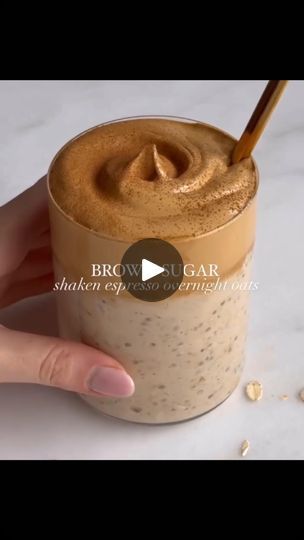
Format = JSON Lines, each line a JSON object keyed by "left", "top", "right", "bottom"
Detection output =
{"left": 47, "top": 116, "right": 258, "bottom": 424}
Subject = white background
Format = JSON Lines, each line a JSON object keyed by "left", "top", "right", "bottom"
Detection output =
{"left": 0, "top": 80, "right": 303, "bottom": 460}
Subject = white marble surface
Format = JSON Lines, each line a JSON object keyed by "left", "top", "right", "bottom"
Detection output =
{"left": 0, "top": 80, "right": 303, "bottom": 460}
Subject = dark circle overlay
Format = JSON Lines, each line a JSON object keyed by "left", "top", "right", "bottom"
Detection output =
{"left": 120, "top": 238, "right": 184, "bottom": 302}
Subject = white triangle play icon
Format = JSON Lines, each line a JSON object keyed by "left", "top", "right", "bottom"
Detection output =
{"left": 141, "top": 258, "right": 165, "bottom": 282}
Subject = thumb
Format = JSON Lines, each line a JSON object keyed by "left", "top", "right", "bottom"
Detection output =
{"left": 0, "top": 325, "right": 134, "bottom": 397}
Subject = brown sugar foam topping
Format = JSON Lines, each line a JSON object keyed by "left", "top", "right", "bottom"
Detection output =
{"left": 49, "top": 118, "right": 257, "bottom": 241}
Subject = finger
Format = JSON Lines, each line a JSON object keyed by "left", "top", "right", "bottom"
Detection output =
{"left": 31, "top": 230, "right": 51, "bottom": 250}
{"left": 12, "top": 246, "right": 53, "bottom": 283}
{"left": 0, "top": 325, "right": 135, "bottom": 397}
{"left": 0, "top": 177, "right": 49, "bottom": 275}
{"left": 0, "top": 273, "right": 54, "bottom": 308}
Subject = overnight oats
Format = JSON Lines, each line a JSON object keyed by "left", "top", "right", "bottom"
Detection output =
{"left": 47, "top": 117, "right": 258, "bottom": 424}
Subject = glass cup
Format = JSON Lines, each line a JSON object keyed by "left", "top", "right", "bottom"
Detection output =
{"left": 47, "top": 116, "right": 258, "bottom": 424}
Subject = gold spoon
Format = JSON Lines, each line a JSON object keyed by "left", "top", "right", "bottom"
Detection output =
{"left": 232, "top": 80, "right": 288, "bottom": 164}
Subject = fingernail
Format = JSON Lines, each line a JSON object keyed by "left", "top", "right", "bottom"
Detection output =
{"left": 87, "top": 366, "right": 135, "bottom": 397}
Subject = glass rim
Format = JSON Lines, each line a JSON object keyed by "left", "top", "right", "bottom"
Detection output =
{"left": 47, "top": 114, "right": 259, "bottom": 244}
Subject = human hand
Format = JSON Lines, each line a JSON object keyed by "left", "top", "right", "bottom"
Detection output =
{"left": 0, "top": 178, "right": 134, "bottom": 398}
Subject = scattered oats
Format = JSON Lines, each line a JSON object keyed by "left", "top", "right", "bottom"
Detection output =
{"left": 280, "top": 395, "right": 289, "bottom": 401}
{"left": 299, "top": 389, "right": 304, "bottom": 401}
{"left": 240, "top": 440, "right": 250, "bottom": 457}
{"left": 245, "top": 380, "right": 263, "bottom": 401}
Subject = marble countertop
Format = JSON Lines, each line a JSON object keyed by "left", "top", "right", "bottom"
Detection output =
{"left": 0, "top": 80, "right": 303, "bottom": 460}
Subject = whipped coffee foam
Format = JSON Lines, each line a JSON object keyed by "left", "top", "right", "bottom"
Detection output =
{"left": 49, "top": 118, "right": 257, "bottom": 240}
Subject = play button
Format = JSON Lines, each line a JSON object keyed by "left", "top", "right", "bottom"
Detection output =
{"left": 142, "top": 259, "right": 164, "bottom": 282}
{"left": 120, "top": 238, "right": 184, "bottom": 302}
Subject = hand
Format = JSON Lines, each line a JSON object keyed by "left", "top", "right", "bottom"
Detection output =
{"left": 0, "top": 178, "right": 134, "bottom": 398}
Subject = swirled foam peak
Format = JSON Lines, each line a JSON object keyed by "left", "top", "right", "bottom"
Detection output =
{"left": 49, "top": 118, "right": 257, "bottom": 240}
